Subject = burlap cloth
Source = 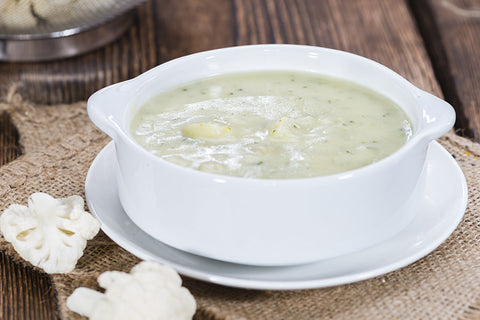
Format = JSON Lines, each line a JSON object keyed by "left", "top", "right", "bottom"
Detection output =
{"left": 1, "top": 93, "right": 480, "bottom": 320}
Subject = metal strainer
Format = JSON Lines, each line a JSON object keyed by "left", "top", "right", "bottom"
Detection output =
{"left": 0, "top": 0, "right": 146, "bottom": 61}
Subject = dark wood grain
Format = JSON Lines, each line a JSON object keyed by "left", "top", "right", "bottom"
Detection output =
{"left": 0, "top": 0, "right": 442, "bottom": 105}
{"left": 0, "top": 112, "right": 21, "bottom": 165}
{"left": 0, "top": 251, "right": 58, "bottom": 320}
{"left": 0, "top": 3, "right": 158, "bottom": 105}
{"left": 409, "top": 0, "right": 480, "bottom": 141}
{"left": 153, "top": 0, "right": 235, "bottom": 60}
{"left": 0, "top": 0, "right": 457, "bottom": 318}
{"left": 231, "top": 0, "right": 441, "bottom": 95}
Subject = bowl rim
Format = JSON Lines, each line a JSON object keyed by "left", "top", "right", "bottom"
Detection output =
{"left": 89, "top": 44, "right": 454, "bottom": 185}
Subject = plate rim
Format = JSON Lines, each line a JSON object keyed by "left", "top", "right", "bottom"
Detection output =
{"left": 85, "top": 141, "right": 468, "bottom": 290}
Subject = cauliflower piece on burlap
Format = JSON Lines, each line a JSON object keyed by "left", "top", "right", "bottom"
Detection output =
{"left": 67, "top": 261, "right": 197, "bottom": 320}
{"left": 0, "top": 192, "right": 100, "bottom": 273}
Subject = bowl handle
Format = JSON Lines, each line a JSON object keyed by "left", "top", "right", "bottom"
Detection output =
{"left": 417, "top": 90, "right": 456, "bottom": 141}
{"left": 87, "top": 82, "right": 130, "bottom": 139}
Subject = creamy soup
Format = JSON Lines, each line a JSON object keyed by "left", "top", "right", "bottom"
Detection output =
{"left": 130, "top": 71, "right": 412, "bottom": 179}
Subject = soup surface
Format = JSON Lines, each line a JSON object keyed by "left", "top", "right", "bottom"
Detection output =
{"left": 130, "top": 71, "right": 412, "bottom": 179}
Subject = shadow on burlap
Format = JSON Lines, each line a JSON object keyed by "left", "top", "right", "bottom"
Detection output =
{"left": 1, "top": 94, "right": 480, "bottom": 320}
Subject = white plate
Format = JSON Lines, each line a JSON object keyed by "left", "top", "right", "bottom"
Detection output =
{"left": 85, "top": 141, "right": 467, "bottom": 290}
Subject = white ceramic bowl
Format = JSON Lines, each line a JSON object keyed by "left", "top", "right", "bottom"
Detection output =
{"left": 88, "top": 45, "right": 455, "bottom": 266}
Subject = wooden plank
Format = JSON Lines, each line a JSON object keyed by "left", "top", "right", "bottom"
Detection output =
{"left": 0, "top": 0, "right": 442, "bottom": 318}
{"left": 409, "top": 0, "right": 480, "bottom": 141}
{"left": 0, "top": 251, "right": 58, "bottom": 320}
{"left": 0, "top": 0, "right": 441, "bottom": 105}
{"left": 0, "top": 2, "right": 158, "bottom": 105}
{"left": 232, "top": 0, "right": 441, "bottom": 96}
{"left": 0, "top": 0, "right": 233, "bottom": 105}
{"left": 152, "top": 0, "right": 235, "bottom": 61}
{"left": 0, "top": 112, "right": 21, "bottom": 165}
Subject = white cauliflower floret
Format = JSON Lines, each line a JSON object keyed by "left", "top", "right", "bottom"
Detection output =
{"left": 67, "top": 261, "right": 197, "bottom": 320}
{"left": 181, "top": 122, "right": 232, "bottom": 139}
{"left": 0, "top": 193, "right": 100, "bottom": 273}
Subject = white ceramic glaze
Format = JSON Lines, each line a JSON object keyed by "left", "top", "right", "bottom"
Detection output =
{"left": 87, "top": 45, "right": 456, "bottom": 266}
{"left": 85, "top": 141, "right": 467, "bottom": 289}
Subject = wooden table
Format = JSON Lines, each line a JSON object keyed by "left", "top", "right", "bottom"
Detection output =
{"left": 1, "top": 0, "right": 479, "bottom": 318}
